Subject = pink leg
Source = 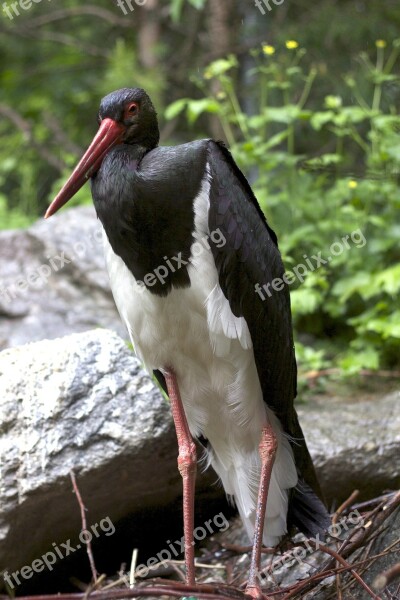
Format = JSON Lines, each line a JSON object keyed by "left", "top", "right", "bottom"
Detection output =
{"left": 164, "top": 369, "right": 197, "bottom": 586}
{"left": 246, "top": 423, "right": 278, "bottom": 599}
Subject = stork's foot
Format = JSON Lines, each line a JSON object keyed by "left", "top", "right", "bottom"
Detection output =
{"left": 245, "top": 584, "right": 271, "bottom": 600}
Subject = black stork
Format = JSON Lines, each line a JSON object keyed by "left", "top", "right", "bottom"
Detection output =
{"left": 45, "top": 88, "right": 330, "bottom": 598}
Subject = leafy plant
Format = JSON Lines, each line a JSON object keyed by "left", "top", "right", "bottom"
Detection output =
{"left": 166, "top": 40, "right": 400, "bottom": 381}
{"left": 0, "top": 194, "right": 33, "bottom": 230}
{"left": 169, "top": 0, "right": 207, "bottom": 23}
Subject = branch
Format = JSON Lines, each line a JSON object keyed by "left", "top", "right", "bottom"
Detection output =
{"left": 302, "top": 368, "right": 400, "bottom": 380}
{"left": 70, "top": 471, "right": 98, "bottom": 584}
{"left": 16, "top": 28, "right": 109, "bottom": 58}
{"left": 306, "top": 540, "right": 380, "bottom": 600}
{"left": 0, "top": 103, "right": 65, "bottom": 172}
{"left": 373, "top": 562, "right": 400, "bottom": 592}
{"left": 45, "top": 113, "right": 83, "bottom": 157}
{"left": 19, "top": 6, "right": 133, "bottom": 29}
{"left": 1, "top": 582, "right": 248, "bottom": 600}
{"left": 266, "top": 490, "right": 400, "bottom": 599}
{"left": 332, "top": 490, "right": 360, "bottom": 525}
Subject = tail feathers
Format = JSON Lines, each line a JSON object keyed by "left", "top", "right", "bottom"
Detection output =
{"left": 287, "top": 479, "right": 331, "bottom": 538}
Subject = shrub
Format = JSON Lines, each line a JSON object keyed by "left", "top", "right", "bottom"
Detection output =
{"left": 166, "top": 40, "right": 400, "bottom": 381}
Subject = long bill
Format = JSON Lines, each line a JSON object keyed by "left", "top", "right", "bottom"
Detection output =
{"left": 45, "top": 118, "right": 125, "bottom": 218}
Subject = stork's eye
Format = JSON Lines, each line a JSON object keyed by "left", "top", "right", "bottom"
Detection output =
{"left": 127, "top": 102, "right": 139, "bottom": 114}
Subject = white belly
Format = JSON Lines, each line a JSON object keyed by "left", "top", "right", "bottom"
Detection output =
{"left": 102, "top": 173, "right": 297, "bottom": 545}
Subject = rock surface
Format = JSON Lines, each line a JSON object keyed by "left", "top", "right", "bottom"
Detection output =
{"left": 0, "top": 206, "right": 124, "bottom": 349}
{"left": 299, "top": 391, "right": 400, "bottom": 503}
{"left": 0, "top": 329, "right": 223, "bottom": 581}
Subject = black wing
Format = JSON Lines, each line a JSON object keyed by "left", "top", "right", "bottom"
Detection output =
{"left": 207, "top": 141, "right": 329, "bottom": 534}
{"left": 207, "top": 141, "right": 297, "bottom": 434}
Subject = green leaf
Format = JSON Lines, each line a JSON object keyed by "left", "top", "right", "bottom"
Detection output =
{"left": 203, "top": 56, "right": 238, "bottom": 79}
{"left": 170, "top": 0, "right": 206, "bottom": 23}
{"left": 186, "top": 98, "right": 220, "bottom": 123}
{"left": 290, "top": 288, "right": 324, "bottom": 315}
{"left": 339, "top": 348, "right": 380, "bottom": 373}
{"left": 303, "top": 153, "right": 343, "bottom": 167}
{"left": 310, "top": 111, "right": 334, "bottom": 130}
{"left": 332, "top": 107, "right": 373, "bottom": 126}
{"left": 188, "top": 0, "right": 207, "bottom": 7}
{"left": 164, "top": 99, "right": 188, "bottom": 120}
{"left": 332, "top": 271, "right": 373, "bottom": 301}
{"left": 263, "top": 105, "right": 303, "bottom": 124}
{"left": 263, "top": 130, "right": 289, "bottom": 150}
{"left": 363, "top": 315, "right": 400, "bottom": 338}
{"left": 374, "top": 264, "right": 400, "bottom": 295}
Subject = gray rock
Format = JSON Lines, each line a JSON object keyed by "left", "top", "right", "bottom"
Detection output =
{"left": 299, "top": 392, "right": 400, "bottom": 503}
{"left": 0, "top": 329, "right": 195, "bottom": 577}
{"left": 0, "top": 206, "right": 124, "bottom": 349}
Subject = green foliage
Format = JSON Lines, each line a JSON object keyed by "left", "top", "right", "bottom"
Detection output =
{"left": 0, "top": 0, "right": 166, "bottom": 220}
{"left": 1, "top": 1, "right": 398, "bottom": 384}
{"left": 0, "top": 194, "right": 32, "bottom": 230}
{"left": 98, "top": 40, "right": 165, "bottom": 112}
{"left": 169, "top": 0, "right": 207, "bottom": 23}
{"left": 166, "top": 40, "right": 400, "bottom": 380}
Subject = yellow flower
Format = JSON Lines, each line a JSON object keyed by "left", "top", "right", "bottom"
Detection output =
{"left": 375, "top": 39, "right": 387, "bottom": 48}
{"left": 286, "top": 40, "right": 299, "bottom": 50}
{"left": 262, "top": 44, "right": 275, "bottom": 56}
{"left": 348, "top": 180, "right": 358, "bottom": 189}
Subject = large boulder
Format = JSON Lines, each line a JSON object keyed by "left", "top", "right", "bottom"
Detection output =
{"left": 0, "top": 206, "right": 124, "bottom": 349}
{"left": 0, "top": 329, "right": 223, "bottom": 585}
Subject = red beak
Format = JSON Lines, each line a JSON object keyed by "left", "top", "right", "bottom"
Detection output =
{"left": 45, "top": 118, "right": 125, "bottom": 218}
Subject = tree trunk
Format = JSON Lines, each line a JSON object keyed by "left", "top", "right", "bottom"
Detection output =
{"left": 207, "top": 0, "right": 232, "bottom": 140}
{"left": 137, "top": 0, "right": 160, "bottom": 70}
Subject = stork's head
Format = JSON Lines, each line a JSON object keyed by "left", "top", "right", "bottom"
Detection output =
{"left": 45, "top": 88, "right": 159, "bottom": 218}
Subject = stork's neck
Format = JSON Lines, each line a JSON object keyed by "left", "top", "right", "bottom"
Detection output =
{"left": 90, "top": 141, "right": 210, "bottom": 297}
{"left": 120, "top": 142, "right": 152, "bottom": 163}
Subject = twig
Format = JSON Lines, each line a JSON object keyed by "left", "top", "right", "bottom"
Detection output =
{"left": 3, "top": 491, "right": 399, "bottom": 600}
{"left": 332, "top": 490, "right": 360, "bottom": 600}
{"left": 373, "top": 562, "right": 400, "bottom": 592}
{"left": 129, "top": 549, "right": 138, "bottom": 588}
{"left": 339, "top": 491, "right": 400, "bottom": 559}
{"left": 17, "top": 28, "right": 109, "bottom": 58}
{"left": 267, "top": 491, "right": 400, "bottom": 599}
{"left": 306, "top": 540, "right": 381, "bottom": 600}
{"left": 303, "top": 367, "right": 400, "bottom": 380}
{"left": 221, "top": 542, "right": 275, "bottom": 555}
{"left": 70, "top": 470, "right": 98, "bottom": 584}
{"left": 100, "top": 578, "right": 129, "bottom": 592}
{"left": 4, "top": 582, "right": 249, "bottom": 600}
{"left": 332, "top": 490, "right": 360, "bottom": 525}
{"left": 352, "top": 492, "right": 397, "bottom": 512}
{"left": 20, "top": 6, "right": 132, "bottom": 28}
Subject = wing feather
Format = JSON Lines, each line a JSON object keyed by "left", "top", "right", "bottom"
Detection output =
{"left": 206, "top": 140, "right": 324, "bottom": 501}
